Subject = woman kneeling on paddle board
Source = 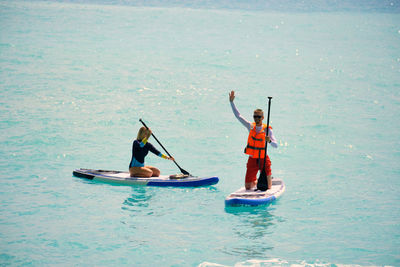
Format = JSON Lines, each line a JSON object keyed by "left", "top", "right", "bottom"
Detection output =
{"left": 229, "top": 91, "right": 278, "bottom": 190}
{"left": 129, "top": 127, "right": 174, "bottom": 177}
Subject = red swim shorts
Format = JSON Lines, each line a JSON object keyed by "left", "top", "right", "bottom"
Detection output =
{"left": 245, "top": 156, "right": 271, "bottom": 183}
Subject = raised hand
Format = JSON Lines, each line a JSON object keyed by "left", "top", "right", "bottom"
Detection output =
{"left": 229, "top": 90, "right": 235, "bottom": 102}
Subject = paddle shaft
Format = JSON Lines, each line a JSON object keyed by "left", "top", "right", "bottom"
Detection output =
{"left": 257, "top": 97, "right": 272, "bottom": 191}
{"left": 139, "top": 119, "right": 190, "bottom": 175}
{"left": 263, "top": 97, "right": 272, "bottom": 163}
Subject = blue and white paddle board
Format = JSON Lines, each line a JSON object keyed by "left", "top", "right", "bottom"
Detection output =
{"left": 225, "top": 178, "right": 285, "bottom": 206}
{"left": 73, "top": 168, "right": 218, "bottom": 187}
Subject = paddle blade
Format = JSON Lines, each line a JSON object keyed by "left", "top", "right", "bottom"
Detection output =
{"left": 257, "top": 168, "right": 268, "bottom": 191}
{"left": 180, "top": 168, "right": 190, "bottom": 176}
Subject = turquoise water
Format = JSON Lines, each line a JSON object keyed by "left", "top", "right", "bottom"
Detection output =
{"left": 1, "top": 1, "right": 400, "bottom": 266}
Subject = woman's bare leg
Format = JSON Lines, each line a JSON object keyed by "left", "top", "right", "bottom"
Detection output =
{"left": 129, "top": 167, "right": 153, "bottom": 177}
{"left": 146, "top": 166, "right": 160, "bottom": 177}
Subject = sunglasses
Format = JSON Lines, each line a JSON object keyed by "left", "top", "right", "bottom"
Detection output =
{"left": 253, "top": 115, "right": 262, "bottom": 119}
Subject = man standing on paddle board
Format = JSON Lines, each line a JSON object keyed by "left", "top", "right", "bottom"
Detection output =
{"left": 229, "top": 91, "right": 278, "bottom": 190}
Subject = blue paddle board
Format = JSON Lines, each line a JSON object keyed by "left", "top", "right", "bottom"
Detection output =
{"left": 73, "top": 168, "right": 218, "bottom": 187}
{"left": 225, "top": 178, "right": 285, "bottom": 206}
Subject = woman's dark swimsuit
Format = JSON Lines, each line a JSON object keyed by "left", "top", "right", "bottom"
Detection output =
{"left": 129, "top": 139, "right": 163, "bottom": 168}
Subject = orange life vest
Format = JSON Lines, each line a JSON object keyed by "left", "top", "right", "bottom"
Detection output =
{"left": 244, "top": 123, "right": 272, "bottom": 158}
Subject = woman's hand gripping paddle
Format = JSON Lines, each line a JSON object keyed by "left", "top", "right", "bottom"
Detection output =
{"left": 257, "top": 97, "right": 272, "bottom": 191}
{"left": 139, "top": 119, "right": 191, "bottom": 177}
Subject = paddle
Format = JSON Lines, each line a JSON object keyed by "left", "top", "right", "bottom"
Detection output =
{"left": 139, "top": 118, "right": 191, "bottom": 176}
{"left": 257, "top": 97, "right": 272, "bottom": 191}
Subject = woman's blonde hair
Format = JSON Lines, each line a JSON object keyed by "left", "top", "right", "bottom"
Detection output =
{"left": 137, "top": 126, "right": 150, "bottom": 140}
